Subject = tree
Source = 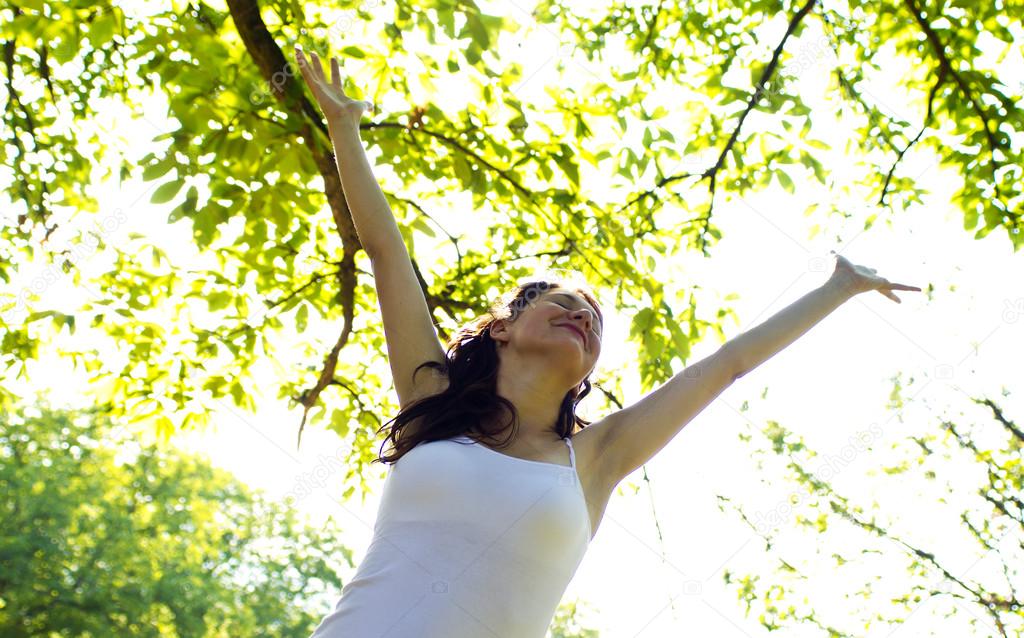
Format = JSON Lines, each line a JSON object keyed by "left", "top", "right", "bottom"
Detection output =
{"left": 547, "top": 599, "right": 602, "bottom": 638}
{"left": 1, "top": 0, "right": 1020, "bottom": 487}
{"left": 718, "top": 387, "right": 1023, "bottom": 635}
{"left": 0, "top": 402, "right": 350, "bottom": 637}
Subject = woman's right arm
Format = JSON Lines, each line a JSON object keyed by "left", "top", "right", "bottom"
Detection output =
{"left": 295, "top": 48, "right": 448, "bottom": 409}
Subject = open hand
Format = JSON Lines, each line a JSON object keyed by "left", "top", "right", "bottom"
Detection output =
{"left": 826, "top": 251, "right": 922, "bottom": 303}
{"left": 294, "top": 46, "right": 373, "bottom": 126}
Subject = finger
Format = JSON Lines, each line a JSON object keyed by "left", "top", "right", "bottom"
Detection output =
{"left": 294, "top": 47, "right": 314, "bottom": 84}
{"left": 330, "top": 56, "right": 340, "bottom": 87}
{"left": 309, "top": 50, "right": 326, "bottom": 82}
{"left": 887, "top": 283, "right": 922, "bottom": 291}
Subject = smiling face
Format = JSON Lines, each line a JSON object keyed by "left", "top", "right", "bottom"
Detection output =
{"left": 489, "top": 285, "right": 603, "bottom": 387}
{"left": 542, "top": 289, "right": 603, "bottom": 353}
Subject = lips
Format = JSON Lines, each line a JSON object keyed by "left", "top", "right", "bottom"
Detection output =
{"left": 558, "top": 324, "right": 586, "bottom": 348}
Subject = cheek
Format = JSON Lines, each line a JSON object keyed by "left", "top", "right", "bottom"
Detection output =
{"left": 518, "top": 314, "right": 556, "bottom": 342}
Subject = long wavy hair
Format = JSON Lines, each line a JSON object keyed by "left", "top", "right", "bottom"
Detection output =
{"left": 372, "top": 277, "right": 604, "bottom": 465}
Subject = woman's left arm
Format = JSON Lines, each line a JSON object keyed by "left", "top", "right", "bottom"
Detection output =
{"left": 729, "top": 252, "right": 923, "bottom": 379}
{"left": 591, "top": 252, "right": 922, "bottom": 485}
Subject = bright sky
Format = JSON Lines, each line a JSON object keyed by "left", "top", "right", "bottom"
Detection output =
{"left": 6, "top": 1, "right": 1023, "bottom": 636}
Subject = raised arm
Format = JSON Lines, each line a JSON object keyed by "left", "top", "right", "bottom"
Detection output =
{"left": 295, "top": 47, "right": 447, "bottom": 409}
{"left": 594, "top": 254, "right": 922, "bottom": 486}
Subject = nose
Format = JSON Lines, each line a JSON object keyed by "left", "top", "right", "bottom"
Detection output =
{"left": 569, "top": 308, "right": 594, "bottom": 334}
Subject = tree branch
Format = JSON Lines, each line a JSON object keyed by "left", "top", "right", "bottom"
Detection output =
{"left": 294, "top": 308, "right": 352, "bottom": 449}
{"left": 226, "top": 0, "right": 367, "bottom": 443}
{"left": 879, "top": 66, "right": 948, "bottom": 207}
{"left": 616, "top": 0, "right": 818, "bottom": 256}
{"left": 903, "top": 0, "right": 1005, "bottom": 208}
{"left": 362, "top": 119, "right": 610, "bottom": 286}
{"left": 976, "top": 396, "right": 1024, "bottom": 443}
{"left": 701, "top": 0, "right": 819, "bottom": 244}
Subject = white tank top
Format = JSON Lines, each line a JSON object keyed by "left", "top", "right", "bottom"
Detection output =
{"left": 309, "top": 433, "right": 592, "bottom": 638}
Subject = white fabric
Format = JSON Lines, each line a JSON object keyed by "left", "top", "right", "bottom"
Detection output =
{"left": 309, "top": 434, "right": 592, "bottom": 638}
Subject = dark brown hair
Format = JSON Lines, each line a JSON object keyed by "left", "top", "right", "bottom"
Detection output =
{"left": 372, "top": 277, "right": 603, "bottom": 465}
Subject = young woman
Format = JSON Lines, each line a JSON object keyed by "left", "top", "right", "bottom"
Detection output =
{"left": 294, "top": 47, "right": 922, "bottom": 638}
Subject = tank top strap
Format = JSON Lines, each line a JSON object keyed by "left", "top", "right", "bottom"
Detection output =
{"left": 563, "top": 436, "right": 577, "bottom": 470}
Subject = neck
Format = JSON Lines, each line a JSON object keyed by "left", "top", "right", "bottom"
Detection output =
{"left": 491, "top": 349, "right": 574, "bottom": 444}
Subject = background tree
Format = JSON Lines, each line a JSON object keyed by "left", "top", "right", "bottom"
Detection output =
{"left": 2, "top": 2, "right": 1019, "bottom": 634}
{"left": 547, "top": 599, "right": 602, "bottom": 638}
{"left": 531, "top": 0, "right": 1022, "bottom": 239}
{"left": 0, "top": 402, "right": 350, "bottom": 637}
{"left": 3, "top": 0, "right": 1020, "bottom": 456}
{"left": 716, "top": 385, "right": 1022, "bottom": 635}
{"left": 0, "top": 0, "right": 1020, "bottom": 555}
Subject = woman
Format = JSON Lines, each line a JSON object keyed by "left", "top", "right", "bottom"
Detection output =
{"left": 294, "top": 47, "right": 921, "bottom": 638}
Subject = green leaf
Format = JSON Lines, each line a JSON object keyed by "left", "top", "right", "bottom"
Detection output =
{"left": 87, "top": 11, "right": 117, "bottom": 48}
{"left": 410, "top": 216, "right": 436, "bottom": 237}
{"left": 630, "top": 307, "right": 655, "bottom": 338}
{"left": 183, "top": 186, "right": 198, "bottom": 212}
{"left": 25, "top": 310, "right": 58, "bottom": 323}
{"left": 555, "top": 153, "right": 579, "bottom": 188}
{"left": 776, "top": 169, "right": 794, "bottom": 193}
{"left": 667, "top": 321, "right": 690, "bottom": 360}
{"left": 229, "top": 382, "right": 244, "bottom": 406}
{"left": 453, "top": 155, "right": 473, "bottom": 185}
{"left": 169, "top": 186, "right": 199, "bottom": 223}
{"left": 206, "top": 291, "right": 232, "bottom": 312}
{"left": 142, "top": 155, "right": 176, "bottom": 181}
{"left": 150, "top": 180, "right": 183, "bottom": 204}
{"left": 330, "top": 408, "right": 351, "bottom": 437}
{"left": 465, "top": 13, "right": 490, "bottom": 49}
